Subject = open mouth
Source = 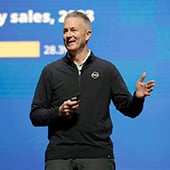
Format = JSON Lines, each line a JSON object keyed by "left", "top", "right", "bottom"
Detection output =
{"left": 67, "top": 40, "right": 76, "bottom": 46}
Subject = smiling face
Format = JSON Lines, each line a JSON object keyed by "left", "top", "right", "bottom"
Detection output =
{"left": 63, "top": 16, "right": 92, "bottom": 55}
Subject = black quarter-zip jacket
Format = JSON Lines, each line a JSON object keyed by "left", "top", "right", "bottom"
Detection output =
{"left": 30, "top": 52, "right": 144, "bottom": 161}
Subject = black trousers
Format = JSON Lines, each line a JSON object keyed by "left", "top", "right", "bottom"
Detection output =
{"left": 45, "top": 158, "right": 116, "bottom": 170}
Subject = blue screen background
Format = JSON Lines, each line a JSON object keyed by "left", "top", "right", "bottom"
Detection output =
{"left": 0, "top": 0, "right": 170, "bottom": 169}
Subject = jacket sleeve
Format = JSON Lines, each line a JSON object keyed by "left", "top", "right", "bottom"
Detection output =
{"left": 30, "top": 67, "right": 60, "bottom": 126}
{"left": 111, "top": 68, "right": 144, "bottom": 118}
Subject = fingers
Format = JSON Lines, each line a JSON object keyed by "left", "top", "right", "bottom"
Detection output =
{"left": 66, "top": 100, "right": 80, "bottom": 110}
{"left": 59, "top": 100, "right": 80, "bottom": 118}
{"left": 139, "top": 72, "right": 146, "bottom": 82}
{"left": 136, "top": 73, "right": 155, "bottom": 98}
{"left": 142, "top": 80, "right": 155, "bottom": 97}
{"left": 146, "top": 80, "right": 155, "bottom": 93}
{"left": 147, "top": 80, "right": 155, "bottom": 89}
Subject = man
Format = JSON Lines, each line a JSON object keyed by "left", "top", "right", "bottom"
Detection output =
{"left": 30, "top": 11, "right": 155, "bottom": 170}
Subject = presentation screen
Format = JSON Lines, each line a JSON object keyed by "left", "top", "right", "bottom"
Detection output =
{"left": 0, "top": 1, "right": 169, "bottom": 170}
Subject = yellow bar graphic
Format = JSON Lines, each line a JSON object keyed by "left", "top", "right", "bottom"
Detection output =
{"left": 0, "top": 41, "right": 40, "bottom": 58}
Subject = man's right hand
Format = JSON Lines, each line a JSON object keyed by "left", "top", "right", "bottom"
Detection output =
{"left": 59, "top": 99, "right": 80, "bottom": 118}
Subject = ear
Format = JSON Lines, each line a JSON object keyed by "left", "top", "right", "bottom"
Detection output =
{"left": 85, "top": 30, "right": 92, "bottom": 42}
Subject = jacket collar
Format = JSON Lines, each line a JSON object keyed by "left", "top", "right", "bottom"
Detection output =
{"left": 63, "top": 51, "right": 95, "bottom": 66}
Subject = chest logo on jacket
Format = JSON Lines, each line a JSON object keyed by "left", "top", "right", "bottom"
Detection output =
{"left": 91, "top": 71, "right": 100, "bottom": 79}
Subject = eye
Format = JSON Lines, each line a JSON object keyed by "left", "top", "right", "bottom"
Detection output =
{"left": 71, "top": 28, "right": 78, "bottom": 32}
{"left": 63, "top": 29, "right": 68, "bottom": 34}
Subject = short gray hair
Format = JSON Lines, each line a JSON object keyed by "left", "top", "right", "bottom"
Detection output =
{"left": 64, "top": 11, "right": 91, "bottom": 31}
